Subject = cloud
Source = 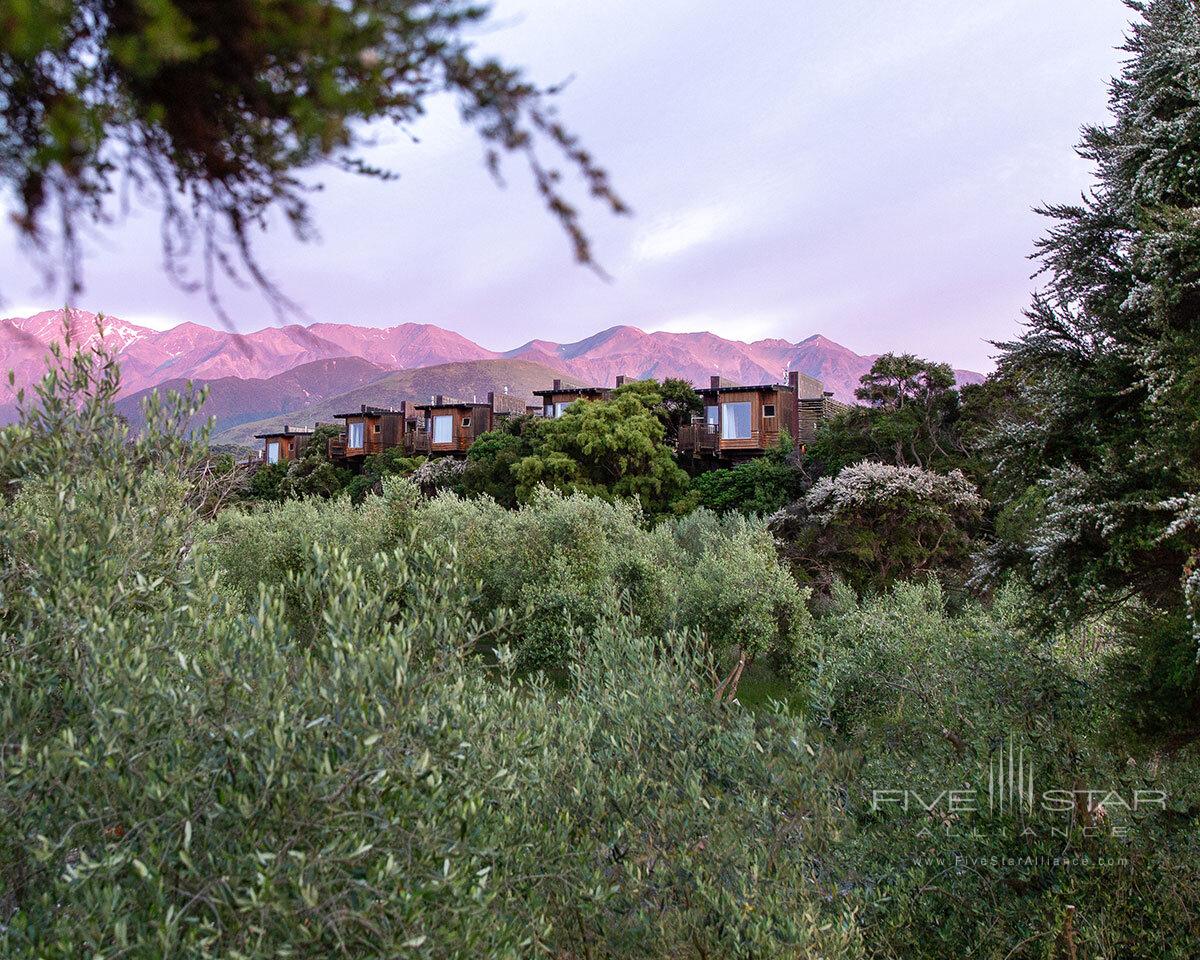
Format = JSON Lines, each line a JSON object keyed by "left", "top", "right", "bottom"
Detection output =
{"left": 632, "top": 205, "right": 735, "bottom": 262}
{"left": 646, "top": 309, "right": 787, "bottom": 343}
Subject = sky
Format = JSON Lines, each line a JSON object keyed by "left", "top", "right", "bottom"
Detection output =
{"left": 0, "top": 0, "right": 1133, "bottom": 371}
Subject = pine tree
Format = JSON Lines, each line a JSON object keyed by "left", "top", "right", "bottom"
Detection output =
{"left": 986, "top": 0, "right": 1200, "bottom": 716}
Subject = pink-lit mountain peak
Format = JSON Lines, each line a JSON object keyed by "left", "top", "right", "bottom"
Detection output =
{"left": 0, "top": 308, "right": 983, "bottom": 407}
{"left": 5, "top": 308, "right": 153, "bottom": 347}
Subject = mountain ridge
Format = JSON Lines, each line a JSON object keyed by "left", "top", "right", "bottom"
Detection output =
{"left": 0, "top": 309, "right": 985, "bottom": 423}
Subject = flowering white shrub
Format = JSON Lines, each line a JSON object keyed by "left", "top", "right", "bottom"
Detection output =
{"left": 772, "top": 462, "right": 986, "bottom": 593}
{"left": 801, "top": 461, "right": 984, "bottom": 525}
{"left": 410, "top": 454, "right": 467, "bottom": 494}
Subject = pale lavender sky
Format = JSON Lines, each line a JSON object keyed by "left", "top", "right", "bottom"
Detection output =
{"left": 0, "top": 0, "right": 1131, "bottom": 371}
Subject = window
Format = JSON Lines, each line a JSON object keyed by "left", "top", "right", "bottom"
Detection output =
{"left": 347, "top": 421, "right": 365, "bottom": 448}
{"left": 555, "top": 401, "right": 572, "bottom": 418}
{"left": 544, "top": 403, "right": 553, "bottom": 418}
{"left": 705, "top": 405, "right": 719, "bottom": 426}
{"left": 432, "top": 414, "right": 453, "bottom": 444}
{"left": 267, "top": 441, "right": 280, "bottom": 464}
{"left": 721, "top": 401, "right": 752, "bottom": 440}
{"left": 373, "top": 423, "right": 381, "bottom": 433}
{"left": 461, "top": 417, "right": 471, "bottom": 427}
{"left": 763, "top": 404, "right": 776, "bottom": 418}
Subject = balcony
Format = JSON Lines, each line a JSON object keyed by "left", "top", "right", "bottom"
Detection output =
{"left": 406, "top": 429, "right": 432, "bottom": 455}
{"left": 677, "top": 421, "right": 719, "bottom": 454}
{"left": 328, "top": 436, "right": 347, "bottom": 459}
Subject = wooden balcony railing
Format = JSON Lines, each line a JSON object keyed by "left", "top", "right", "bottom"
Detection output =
{"left": 328, "top": 436, "right": 347, "bottom": 459}
{"left": 677, "top": 421, "right": 719, "bottom": 454}
{"left": 406, "top": 429, "right": 432, "bottom": 454}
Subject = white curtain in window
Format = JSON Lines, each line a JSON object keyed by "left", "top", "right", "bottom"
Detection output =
{"left": 554, "top": 401, "right": 572, "bottom": 418}
{"left": 348, "top": 421, "right": 365, "bottom": 448}
{"left": 433, "top": 415, "right": 453, "bottom": 443}
{"left": 267, "top": 441, "right": 280, "bottom": 464}
{"left": 721, "top": 401, "right": 752, "bottom": 440}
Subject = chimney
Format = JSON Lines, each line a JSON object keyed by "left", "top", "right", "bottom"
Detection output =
{"left": 552, "top": 378, "right": 562, "bottom": 390}
{"left": 284, "top": 424, "right": 289, "bottom": 433}
{"left": 615, "top": 374, "right": 626, "bottom": 387}
{"left": 788, "top": 371, "right": 799, "bottom": 391}
{"left": 360, "top": 403, "right": 366, "bottom": 414}
{"left": 487, "top": 391, "right": 495, "bottom": 405}
{"left": 710, "top": 375, "right": 722, "bottom": 391}
{"left": 436, "top": 394, "right": 444, "bottom": 404}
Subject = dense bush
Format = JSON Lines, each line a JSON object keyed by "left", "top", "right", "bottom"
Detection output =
{"left": 809, "top": 582, "right": 1200, "bottom": 958}
{"left": 201, "top": 485, "right": 815, "bottom": 675}
{"left": 6, "top": 337, "right": 1200, "bottom": 958}
{"left": 511, "top": 389, "right": 690, "bottom": 515}
{"left": 278, "top": 424, "right": 355, "bottom": 500}
{"left": 0, "top": 342, "right": 863, "bottom": 959}
{"left": 771, "top": 461, "right": 985, "bottom": 595}
{"left": 688, "top": 436, "right": 804, "bottom": 515}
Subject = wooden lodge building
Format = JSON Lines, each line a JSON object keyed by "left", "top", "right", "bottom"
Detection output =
{"left": 677, "top": 371, "right": 847, "bottom": 463}
{"left": 271, "top": 370, "right": 845, "bottom": 473}
{"left": 329, "top": 404, "right": 409, "bottom": 459}
{"left": 532, "top": 376, "right": 627, "bottom": 418}
{"left": 255, "top": 425, "right": 312, "bottom": 465}
{"left": 402, "top": 390, "right": 529, "bottom": 457}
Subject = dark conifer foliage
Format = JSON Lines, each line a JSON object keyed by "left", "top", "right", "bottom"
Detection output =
{"left": 0, "top": 1, "right": 626, "bottom": 316}
{"left": 985, "top": 0, "right": 1200, "bottom": 716}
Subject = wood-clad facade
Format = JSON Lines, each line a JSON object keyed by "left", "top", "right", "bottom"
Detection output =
{"left": 677, "top": 371, "right": 838, "bottom": 461}
{"left": 255, "top": 426, "right": 312, "bottom": 465}
{"left": 407, "top": 391, "right": 528, "bottom": 457}
{"left": 532, "top": 376, "right": 626, "bottom": 419}
{"left": 796, "top": 393, "right": 849, "bottom": 445}
{"left": 330, "top": 404, "right": 409, "bottom": 459}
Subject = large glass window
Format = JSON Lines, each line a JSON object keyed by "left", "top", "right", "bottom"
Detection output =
{"left": 267, "top": 441, "right": 280, "bottom": 464}
{"left": 553, "top": 400, "right": 573, "bottom": 418}
{"left": 721, "top": 401, "right": 752, "bottom": 440}
{"left": 347, "top": 421, "right": 365, "bottom": 448}
{"left": 432, "top": 414, "right": 453, "bottom": 443}
{"left": 705, "top": 405, "right": 719, "bottom": 426}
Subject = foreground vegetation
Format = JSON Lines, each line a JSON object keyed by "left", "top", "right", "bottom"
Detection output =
{"left": 3, "top": 2, "right": 1200, "bottom": 956}
{"left": 2, "top": 336, "right": 1199, "bottom": 958}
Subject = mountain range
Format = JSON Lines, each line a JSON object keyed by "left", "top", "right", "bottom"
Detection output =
{"left": 0, "top": 308, "right": 984, "bottom": 442}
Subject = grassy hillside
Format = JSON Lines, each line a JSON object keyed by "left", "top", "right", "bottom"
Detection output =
{"left": 215, "top": 358, "right": 585, "bottom": 448}
{"left": 116, "top": 356, "right": 392, "bottom": 435}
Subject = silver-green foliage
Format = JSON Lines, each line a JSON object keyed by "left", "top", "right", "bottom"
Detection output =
{"left": 0, "top": 346, "right": 859, "bottom": 958}
{"left": 201, "top": 483, "right": 815, "bottom": 673}
{"left": 809, "top": 581, "right": 1200, "bottom": 958}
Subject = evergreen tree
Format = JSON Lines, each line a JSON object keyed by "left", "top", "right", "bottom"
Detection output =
{"left": 985, "top": 0, "right": 1200, "bottom": 716}
{"left": 512, "top": 391, "right": 689, "bottom": 515}
{"left": 806, "top": 353, "right": 966, "bottom": 475}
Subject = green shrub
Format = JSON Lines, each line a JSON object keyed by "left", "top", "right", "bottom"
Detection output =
{"left": 771, "top": 461, "right": 985, "bottom": 595}
{"left": 689, "top": 440, "right": 804, "bottom": 516}
{"left": 201, "top": 487, "right": 814, "bottom": 674}
{"left": 808, "top": 582, "right": 1200, "bottom": 958}
{"left": 0, "top": 388, "right": 861, "bottom": 956}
